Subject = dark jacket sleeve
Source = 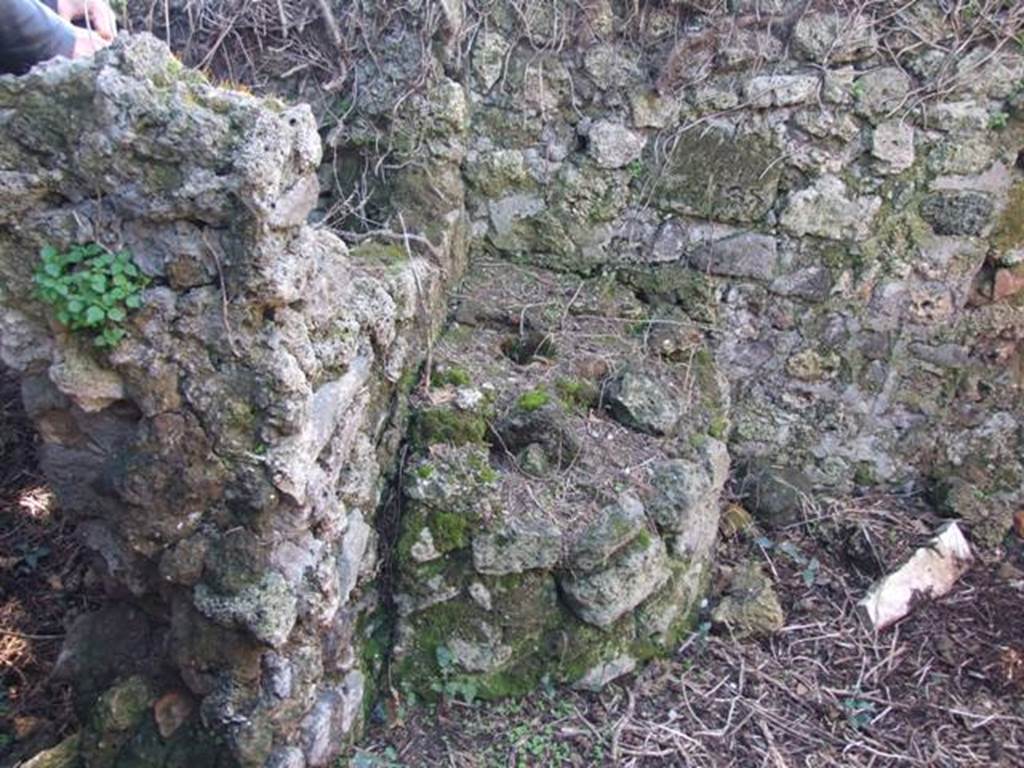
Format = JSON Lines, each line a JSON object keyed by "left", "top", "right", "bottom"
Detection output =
{"left": 0, "top": 0, "right": 75, "bottom": 76}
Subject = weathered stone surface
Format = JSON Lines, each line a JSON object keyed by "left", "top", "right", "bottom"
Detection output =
{"left": 653, "top": 129, "right": 782, "bottom": 223}
{"left": 605, "top": 370, "right": 683, "bottom": 436}
{"left": 792, "top": 12, "right": 878, "bottom": 63}
{"left": 473, "top": 515, "right": 563, "bottom": 575}
{"left": 872, "top": 120, "right": 915, "bottom": 173}
{"left": 855, "top": 67, "right": 913, "bottom": 119}
{"left": 495, "top": 402, "right": 581, "bottom": 469}
{"left": 0, "top": 33, "right": 463, "bottom": 766}
{"left": 739, "top": 463, "right": 813, "bottom": 527}
{"left": 301, "top": 673, "right": 365, "bottom": 767}
{"left": 8, "top": 0, "right": 1024, "bottom": 746}
{"left": 560, "top": 533, "right": 671, "bottom": 628}
{"left": 712, "top": 563, "right": 785, "bottom": 639}
{"left": 743, "top": 75, "right": 818, "bottom": 108}
{"left": 688, "top": 232, "right": 778, "bottom": 280}
{"left": 780, "top": 175, "right": 881, "bottom": 241}
{"left": 569, "top": 494, "right": 647, "bottom": 572}
{"left": 22, "top": 734, "right": 81, "bottom": 768}
{"left": 648, "top": 439, "right": 729, "bottom": 559}
{"left": 587, "top": 120, "right": 646, "bottom": 169}
{"left": 630, "top": 91, "right": 680, "bottom": 128}
{"left": 571, "top": 654, "right": 637, "bottom": 691}
{"left": 920, "top": 191, "right": 994, "bottom": 236}
{"left": 472, "top": 31, "right": 509, "bottom": 91}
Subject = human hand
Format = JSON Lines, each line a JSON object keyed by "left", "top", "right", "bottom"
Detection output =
{"left": 57, "top": 0, "right": 118, "bottom": 42}
{"left": 71, "top": 27, "right": 112, "bottom": 59}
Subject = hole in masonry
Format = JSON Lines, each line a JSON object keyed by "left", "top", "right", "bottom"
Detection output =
{"left": 501, "top": 332, "right": 557, "bottom": 365}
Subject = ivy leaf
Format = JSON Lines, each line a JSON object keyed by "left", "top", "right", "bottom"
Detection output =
{"left": 106, "top": 306, "right": 126, "bottom": 322}
{"left": 84, "top": 306, "right": 105, "bottom": 325}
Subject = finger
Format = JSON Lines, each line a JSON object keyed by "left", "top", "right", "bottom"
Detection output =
{"left": 85, "top": 0, "right": 118, "bottom": 41}
{"left": 71, "top": 29, "right": 112, "bottom": 58}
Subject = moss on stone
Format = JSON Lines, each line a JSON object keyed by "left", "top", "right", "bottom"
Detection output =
{"left": 517, "top": 388, "right": 551, "bottom": 412}
{"left": 410, "top": 406, "right": 488, "bottom": 449}
{"left": 555, "top": 377, "right": 599, "bottom": 411}
{"left": 993, "top": 183, "right": 1024, "bottom": 260}
{"left": 429, "top": 511, "right": 472, "bottom": 552}
{"left": 431, "top": 366, "right": 472, "bottom": 388}
{"left": 617, "top": 266, "right": 717, "bottom": 323}
{"left": 350, "top": 241, "right": 408, "bottom": 265}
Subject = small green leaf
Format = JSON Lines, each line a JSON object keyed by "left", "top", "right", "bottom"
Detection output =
{"left": 84, "top": 306, "right": 105, "bottom": 325}
{"left": 107, "top": 307, "right": 126, "bottom": 322}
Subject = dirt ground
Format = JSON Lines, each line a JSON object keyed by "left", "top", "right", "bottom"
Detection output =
{"left": 351, "top": 495, "right": 1024, "bottom": 768}
{"left": 0, "top": 367, "right": 98, "bottom": 766}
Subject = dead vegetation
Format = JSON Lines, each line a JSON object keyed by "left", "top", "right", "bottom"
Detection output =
{"left": 354, "top": 494, "right": 1024, "bottom": 767}
{"left": 0, "top": 367, "right": 97, "bottom": 765}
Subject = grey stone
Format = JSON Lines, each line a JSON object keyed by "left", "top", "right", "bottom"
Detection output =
{"left": 496, "top": 402, "right": 581, "bottom": 469}
{"left": 739, "top": 463, "right": 813, "bottom": 527}
{"left": 769, "top": 266, "right": 833, "bottom": 302}
{"left": 653, "top": 128, "right": 782, "bottom": 223}
{"left": 587, "top": 120, "right": 646, "bottom": 169}
{"left": 650, "top": 219, "right": 688, "bottom": 263}
{"left": 571, "top": 654, "right": 637, "bottom": 691}
{"left": 47, "top": 344, "right": 125, "bottom": 413}
{"left": 712, "top": 563, "right": 785, "bottom": 639}
{"left": 854, "top": 67, "right": 913, "bottom": 119}
{"left": 301, "top": 673, "right": 365, "bottom": 767}
{"left": 193, "top": 572, "right": 298, "bottom": 648}
{"left": 630, "top": 91, "right": 680, "bottom": 129}
{"left": 570, "top": 493, "right": 647, "bottom": 572}
{"left": 472, "top": 31, "right": 509, "bottom": 91}
{"left": 780, "top": 175, "right": 881, "bottom": 241}
{"left": 648, "top": 439, "right": 729, "bottom": 559}
{"left": 743, "top": 75, "right": 819, "bottom": 108}
{"left": 605, "top": 370, "right": 683, "bottom": 436}
{"left": 22, "top": 734, "right": 80, "bottom": 768}
{"left": 449, "top": 621, "right": 512, "bottom": 672}
{"left": 409, "top": 526, "right": 442, "bottom": 563}
{"left": 268, "top": 747, "right": 306, "bottom": 768}
{"left": 688, "top": 232, "right": 779, "bottom": 281}
{"left": 584, "top": 44, "right": 641, "bottom": 90}
{"left": 871, "top": 121, "right": 915, "bottom": 174}
{"left": 926, "top": 135, "right": 994, "bottom": 175}
{"left": 560, "top": 533, "right": 670, "bottom": 628}
{"left": 920, "top": 191, "right": 994, "bottom": 236}
{"left": 792, "top": 13, "right": 878, "bottom": 63}
{"left": 473, "top": 515, "right": 563, "bottom": 575}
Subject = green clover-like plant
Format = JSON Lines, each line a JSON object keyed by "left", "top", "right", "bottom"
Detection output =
{"left": 33, "top": 242, "right": 149, "bottom": 348}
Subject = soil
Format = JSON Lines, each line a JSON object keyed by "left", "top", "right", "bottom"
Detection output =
{"left": 0, "top": 366, "right": 98, "bottom": 766}
{"left": 352, "top": 495, "right": 1024, "bottom": 767}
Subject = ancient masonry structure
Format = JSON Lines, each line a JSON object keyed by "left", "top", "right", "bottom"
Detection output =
{"left": 1, "top": 0, "right": 1023, "bottom": 766}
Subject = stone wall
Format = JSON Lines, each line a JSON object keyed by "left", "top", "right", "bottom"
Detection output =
{"left": 0, "top": 36, "right": 465, "bottom": 767}
{"left": 457, "top": 0, "right": 1024, "bottom": 535}
{"left": 3, "top": 0, "right": 1024, "bottom": 765}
